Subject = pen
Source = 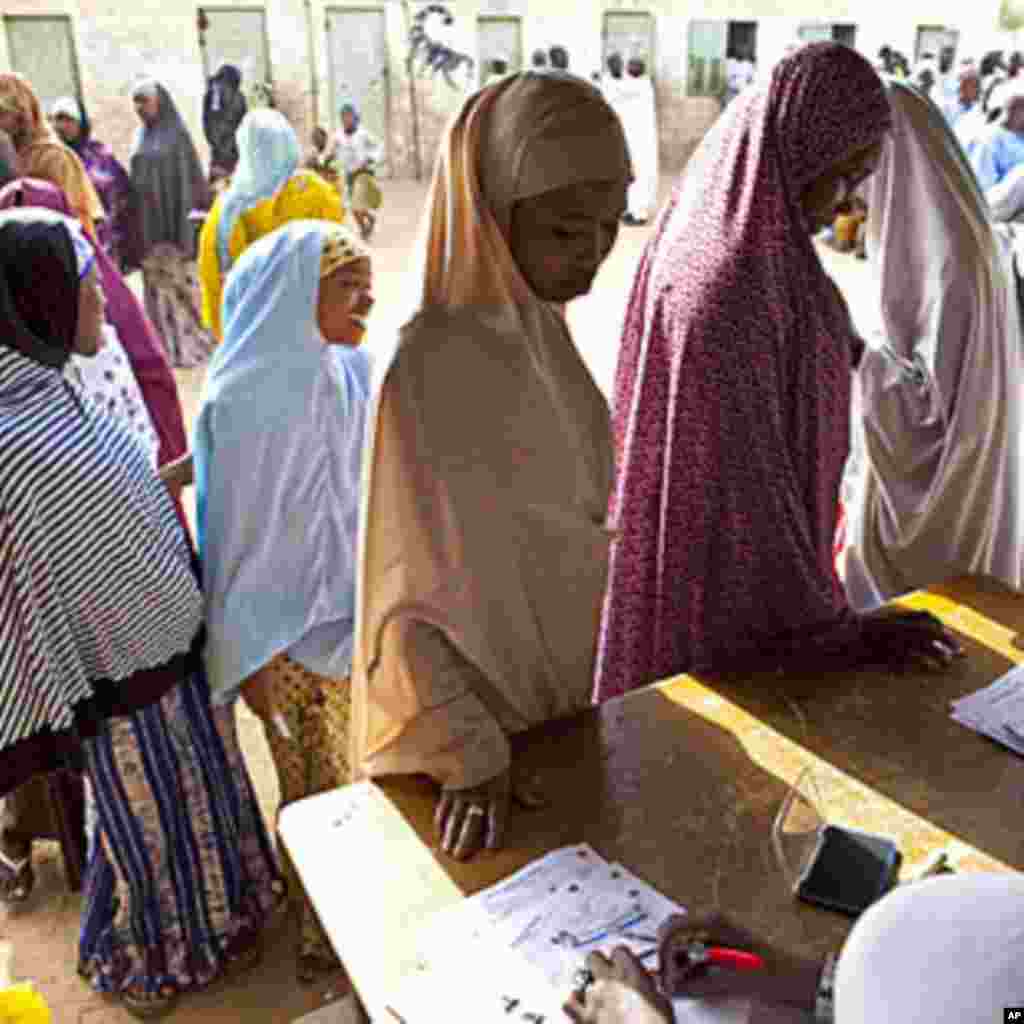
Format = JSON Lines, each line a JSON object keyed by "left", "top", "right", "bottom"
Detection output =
{"left": 574, "top": 911, "right": 649, "bottom": 948}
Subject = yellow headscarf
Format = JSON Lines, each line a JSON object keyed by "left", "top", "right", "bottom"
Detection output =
{"left": 319, "top": 223, "right": 369, "bottom": 279}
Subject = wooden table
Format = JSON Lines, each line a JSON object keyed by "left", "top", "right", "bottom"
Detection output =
{"left": 280, "top": 576, "right": 1024, "bottom": 1020}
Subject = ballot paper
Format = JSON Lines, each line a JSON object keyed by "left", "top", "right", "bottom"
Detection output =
{"left": 384, "top": 844, "right": 752, "bottom": 1024}
{"left": 951, "top": 664, "right": 1024, "bottom": 756}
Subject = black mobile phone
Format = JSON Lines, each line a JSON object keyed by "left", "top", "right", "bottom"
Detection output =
{"left": 796, "top": 824, "right": 902, "bottom": 917}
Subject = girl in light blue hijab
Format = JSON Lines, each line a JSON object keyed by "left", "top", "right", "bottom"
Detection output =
{"left": 193, "top": 218, "right": 373, "bottom": 983}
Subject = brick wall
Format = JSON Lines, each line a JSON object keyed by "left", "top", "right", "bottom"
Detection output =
{"left": 1, "top": 0, "right": 1005, "bottom": 179}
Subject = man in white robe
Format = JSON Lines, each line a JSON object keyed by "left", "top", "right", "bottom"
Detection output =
{"left": 615, "top": 57, "right": 659, "bottom": 225}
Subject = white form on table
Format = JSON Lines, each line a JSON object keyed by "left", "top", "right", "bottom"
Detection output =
{"left": 280, "top": 785, "right": 763, "bottom": 1022}
{"left": 951, "top": 663, "right": 1024, "bottom": 755}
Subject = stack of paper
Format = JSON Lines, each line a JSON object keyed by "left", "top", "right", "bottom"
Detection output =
{"left": 385, "top": 844, "right": 753, "bottom": 1023}
{"left": 951, "top": 664, "right": 1024, "bottom": 755}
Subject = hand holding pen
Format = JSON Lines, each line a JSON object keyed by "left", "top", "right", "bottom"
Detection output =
{"left": 565, "top": 918, "right": 768, "bottom": 1023}
{"left": 657, "top": 913, "right": 824, "bottom": 1011}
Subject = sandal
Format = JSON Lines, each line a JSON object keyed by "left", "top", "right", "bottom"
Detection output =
{"left": 121, "top": 987, "right": 179, "bottom": 1021}
{"left": 0, "top": 846, "right": 34, "bottom": 904}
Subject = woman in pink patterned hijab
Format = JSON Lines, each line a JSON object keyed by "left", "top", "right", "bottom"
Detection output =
{"left": 595, "top": 43, "right": 961, "bottom": 701}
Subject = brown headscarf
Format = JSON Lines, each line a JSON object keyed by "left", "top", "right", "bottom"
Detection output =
{"left": 351, "top": 72, "right": 630, "bottom": 786}
{"left": 0, "top": 74, "right": 103, "bottom": 237}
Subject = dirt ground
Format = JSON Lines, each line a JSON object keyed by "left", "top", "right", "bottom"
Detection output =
{"left": 0, "top": 178, "right": 874, "bottom": 1023}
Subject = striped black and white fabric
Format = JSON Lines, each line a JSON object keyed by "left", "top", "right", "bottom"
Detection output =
{"left": 0, "top": 347, "right": 201, "bottom": 752}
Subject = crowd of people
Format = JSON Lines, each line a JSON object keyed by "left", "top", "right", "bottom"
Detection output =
{"left": 862, "top": 43, "right": 1024, "bottom": 226}
{"left": 0, "top": 39, "right": 1020, "bottom": 1023}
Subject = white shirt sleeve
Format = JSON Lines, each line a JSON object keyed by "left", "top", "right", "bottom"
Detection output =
{"left": 357, "top": 127, "right": 384, "bottom": 169}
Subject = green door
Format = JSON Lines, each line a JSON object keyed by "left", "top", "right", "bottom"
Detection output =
{"left": 326, "top": 6, "right": 390, "bottom": 171}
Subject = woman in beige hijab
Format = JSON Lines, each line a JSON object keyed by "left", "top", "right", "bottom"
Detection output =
{"left": 353, "top": 71, "right": 631, "bottom": 861}
{"left": 0, "top": 74, "right": 103, "bottom": 238}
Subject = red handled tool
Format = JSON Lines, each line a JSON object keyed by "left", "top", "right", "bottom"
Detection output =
{"left": 685, "top": 942, "right": 766, "bottom": 971}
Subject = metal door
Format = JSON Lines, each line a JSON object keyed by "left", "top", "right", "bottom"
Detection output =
{"left": 603, "top": 11, "right": 655, "bottom": 66}
{"left": 478, "top": 16, "right": 522, "bottom": 84}
{"left": 326, "top": 7, "right": 389, "bottom": 167}
{"left": 916, "top": 26, "right": 959, "bottom": 62}
{"left": 3, "top": 15, "right": 81, "bottom": 111}
{"left": 686, "top": 20, "right": 727, "bottom": 97}
{"left": 797, "top": 22, "right": 834, "bottom": 44}
{"left": 727, "top": 21, "right": 758, "bottom": 62}
{"left": 200, "top": 7, "right": 271, "bottom": 94}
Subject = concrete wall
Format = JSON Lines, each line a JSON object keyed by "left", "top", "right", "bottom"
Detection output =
{"left": 0, "top": 0, "right": 1007, "bottom": 181}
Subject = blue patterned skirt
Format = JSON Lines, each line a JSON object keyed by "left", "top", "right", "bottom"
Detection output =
{"left": 78, "top": 667, "right": 284, "bottom": 995}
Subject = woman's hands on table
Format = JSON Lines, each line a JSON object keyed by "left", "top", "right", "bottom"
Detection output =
{"left": 436, "top": 769, "right": 510, "bottom": 860}
{"left": 435, "top": 767, "right": 548, "bottom": 861}
{"left": 857, "top": 608, "right": 964, "bottom": 671}
{"left": 559, "top": 912, "right": 829, "bottom": 1024}
{"left": 564, "top": 948, "right": 674, "bottom": 1024}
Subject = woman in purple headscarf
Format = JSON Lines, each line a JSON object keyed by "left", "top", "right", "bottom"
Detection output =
{"left": 50, "top": 95, "right": 135, "bottom": 269}
{"left": 595, "top": 43, "right": 961, "bottom": 702}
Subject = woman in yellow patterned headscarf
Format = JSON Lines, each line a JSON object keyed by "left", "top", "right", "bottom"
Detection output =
{"left": 0, "top": 74, "right": 103, "bottom": 238}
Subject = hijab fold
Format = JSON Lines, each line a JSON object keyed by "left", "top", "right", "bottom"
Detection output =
{"left": 0, "top": 209, "right": 80, "bottom": 368}
{"left": 843, "top": 81, "right": 1024, "bottom": 607}
{"left": 595, "top": 43, "right": 892, "bottom": 699}
{"left": 352, "top": 72, "right": 629, "bottom": 783}
{"left": 130, "top": 81, "right": 208, "bottom": 257}
{"left": 195, "top": 221, "right": 371, "bottom": 704}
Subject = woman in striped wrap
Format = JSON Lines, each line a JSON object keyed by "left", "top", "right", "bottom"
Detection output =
{"left": 0, "top": 207, "right": 282, "bottom": 1019}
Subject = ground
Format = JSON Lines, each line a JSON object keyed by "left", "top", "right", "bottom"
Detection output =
{"left": 0, "top": 179, "right": 875, "bottom": 1023}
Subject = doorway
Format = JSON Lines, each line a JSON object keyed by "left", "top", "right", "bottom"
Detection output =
{"left": 798, "top": 22, "right": 857, "bottom": 48}
{"left": 687, "top": 20, "right": 727, "bottom": 97}
{"left": 325, "top": 6, "right": 389, "bottom": 172}
{"left": 477, "top": 15, "right": 522, "bottom": 85}
{"left": 916, "top": 26, "right": 959, "bottom": 64}
{"left": 832, "top": 24, "right": 858, "bottom": 49}
{"left": 199, "top": 6, "right": 272, "bottom": 100}
{"left": 603, "top": 11, "right": 655, "bottom": 69}
{"left": 3, "top": 15, "right": 81, "bottom": 111}
{"left": 727, "top": 21, "right": 757, "bottom": 64}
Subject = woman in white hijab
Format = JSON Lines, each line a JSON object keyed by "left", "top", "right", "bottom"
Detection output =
{"left": 195, "top": 220, "right": 373, "bottom": 983}
{"left": 566, "top": 873, "right": 1024, "bottom": 1023}
{"left": 842, "top": 79, "right": 1024, "bottom": 610}
{"left": 352, "top": 71, "right": 630, "bottom": 862}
